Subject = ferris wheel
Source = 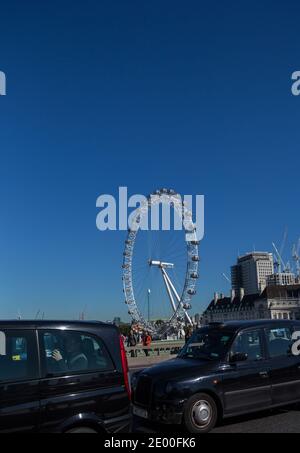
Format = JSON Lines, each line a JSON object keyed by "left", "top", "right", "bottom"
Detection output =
{"left": 122, "top": 189, "right": 199, "bottom": 337}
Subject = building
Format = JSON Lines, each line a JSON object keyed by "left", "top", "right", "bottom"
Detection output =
{"left": 202, "top": 284, "right": 300, "bottom": 324}
{"left": 194, "top": 313, "right": 201, "bottom": 324}
{"left": 203, "top": 290, "right": 267, "bottom": 324}
{"left": 113, "top": 317, "right": 121, "bottom": 327}
{"left": 231, "top": 252, "right": 274, "bottom": 295}
{"left": 263, "top": 284, "right": 300, "bottom": 320}
{"left": 267, "top": 272, "right": 296, "bottom": 287}
{"left": 191, "top": 313, "right": 202, "bottom": 327}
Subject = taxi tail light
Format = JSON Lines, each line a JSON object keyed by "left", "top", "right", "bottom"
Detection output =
{"left": 119, "top": 335, "right": 131, "bottom": 400}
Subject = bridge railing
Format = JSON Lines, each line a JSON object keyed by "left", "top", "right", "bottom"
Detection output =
{"left": 125, "top": 340, "right": 185, "bottom": 368}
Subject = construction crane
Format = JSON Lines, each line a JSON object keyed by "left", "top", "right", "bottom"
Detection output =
{"left": 292, "top": 238, "right": 300, "bottom": 277}
{"left": 222, "top": 273, "right": 231, "bottom": 284}
{"left": 35, "top": 309, "right": 41, "bottom": 320}
{"left": 273, "top": 228, "right": 289, "bottom": 273}
{"left": 79, "top": 305, "right": 87, "bottom": 321}
{"left": 272, "top": 242, "right": 287, "bottom": 273}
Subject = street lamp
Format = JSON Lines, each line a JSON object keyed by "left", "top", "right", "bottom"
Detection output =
{"left": 147, "top": 289, "right": 151, "bottom": 323}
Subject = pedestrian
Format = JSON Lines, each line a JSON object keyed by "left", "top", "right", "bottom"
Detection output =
{"left": 185, "top": 326, "right": 193, "bottom": 344}
{"left": 127, "top": 329, "right": 138, "bottom": 358}
{"left": 142, "top": 331, "right": 152, "bottom": 357}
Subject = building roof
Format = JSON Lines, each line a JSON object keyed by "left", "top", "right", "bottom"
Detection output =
{"left": 203, "top": 320, "right": 300, "bottom": 330}
{"left": 238, "top": 252, "right": 273, "bottom": 262}
{"left": 204, "top": 293, "right": 261, "bottom": 314}
{"left": 204, "top": 283, "right": 300, "bottom": 315}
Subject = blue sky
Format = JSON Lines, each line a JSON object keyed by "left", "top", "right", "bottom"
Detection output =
{"left": 0, "top": 1, "right": 300, "bottom": 321}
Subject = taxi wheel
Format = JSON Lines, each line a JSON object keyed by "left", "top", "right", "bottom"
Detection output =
{"left": 183, "top": 393, "right": 218, "bottom": 434}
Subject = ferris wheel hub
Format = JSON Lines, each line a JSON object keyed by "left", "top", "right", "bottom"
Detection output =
{"left": 149, "top": 260, "right": 174, "bottom": 269}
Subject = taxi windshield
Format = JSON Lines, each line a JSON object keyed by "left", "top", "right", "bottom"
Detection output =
{"left": 179, "top": 328, "right": 234, "bottom": 360}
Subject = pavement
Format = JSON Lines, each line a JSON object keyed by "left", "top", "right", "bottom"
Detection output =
{"left": 133, "top": 404, "right": 300, "bottom": 433}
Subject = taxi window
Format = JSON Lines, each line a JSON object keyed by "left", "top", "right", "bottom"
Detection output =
{"left": 231, "top": 330, "right": 263, "bottom": 361}
{"left": 0, "top": 330, "right": 38, "bottom": 382}
{"left": 266, "top": 327, "right": 293, "bottom": 358}
{"left": 40, "top": 330, "right": 114, "bottom": 376}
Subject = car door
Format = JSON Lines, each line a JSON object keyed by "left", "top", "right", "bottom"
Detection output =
{"left": 222, "top": 328, "right": 272, "bottom": 416}
{"left": 0, "top": 329, "right": 40, "bottom": 432}
{"left": 38, "top": 329, "right": 125, "bottom": 432}
{"left": 264, "top": 325, "right": 300, "bottom": 405}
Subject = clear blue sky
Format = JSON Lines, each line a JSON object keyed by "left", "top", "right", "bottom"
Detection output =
{"left": 0, "top": 0, "right": 299, "bottom": 321}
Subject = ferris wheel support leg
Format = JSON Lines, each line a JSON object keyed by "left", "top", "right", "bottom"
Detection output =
{"left": 162, "top": 271, "right": 177, "bottom": 313}
{"left": 162, "top": 268, "right": 181, "bottom": 302}
{"left": 162, "top": 268, "right": 193, "bottom": 326}
{"left": 183, "top": 311, "right": 193, "bottom": 326}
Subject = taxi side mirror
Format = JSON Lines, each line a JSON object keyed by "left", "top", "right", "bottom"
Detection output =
{"left": 230, "top": 352, "right": 248, "bottom": 363}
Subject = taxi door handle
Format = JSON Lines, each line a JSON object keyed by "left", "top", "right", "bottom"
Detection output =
{"left": 259, "top": 371, "right": 269, "bottom": 379}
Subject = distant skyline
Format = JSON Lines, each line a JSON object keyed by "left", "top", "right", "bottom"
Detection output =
{"left": 0, "top": 1, "right": 300, "bottom": 321}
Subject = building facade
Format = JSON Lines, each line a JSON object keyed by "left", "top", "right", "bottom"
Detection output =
{"left": 264, "top": 285, "right": 300, "bottom": 320}
{"left": 267, "top": 272, "right": 296, "bottom": 287}
{"left": 231, "top": 252, "right": 274, "bottom": 295}
{"left": 203, "top": 284, "right": 300, "bottom": 324}
{"left": 203, "top": 291, "right": 268, "bottom": 324}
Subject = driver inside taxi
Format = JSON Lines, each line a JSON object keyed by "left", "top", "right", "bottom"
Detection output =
{"left": 52, "top": 334, "right": 88, "bottom": 372}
